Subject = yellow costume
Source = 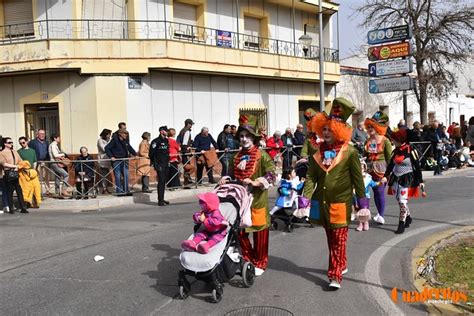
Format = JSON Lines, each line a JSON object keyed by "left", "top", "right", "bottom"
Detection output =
{"left": 18, "top": 161, "right": 42, "bottom": 207}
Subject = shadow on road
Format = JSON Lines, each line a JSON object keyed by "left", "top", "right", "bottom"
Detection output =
{"left": 143, "top": 244, "right": 182, "bottom": 298}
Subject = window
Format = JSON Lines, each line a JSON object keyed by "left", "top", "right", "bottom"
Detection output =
{"left": 173, "top": 2, "right": 198, "bottom": 39}
{"left": 3, "top": 0, "right": 34, "bottom": 37}
{"left": 82, "top": 0, "right": 127, "bottom": 39}
{"left": 239, "top": 107, "right": 267, "bottom": 131}
{"left": 244, "top": 16, "right": 261, "bottom": 49}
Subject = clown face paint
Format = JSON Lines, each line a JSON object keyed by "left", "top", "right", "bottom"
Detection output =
{"left": 322, "top": 126, "right": 335, "bottom": 145}
{"left": 239, "top": 130, "right": 255, "bottom": 149}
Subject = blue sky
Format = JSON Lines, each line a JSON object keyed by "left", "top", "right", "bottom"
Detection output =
{"left": 337, "top": 0, "right": 367, "bottom": 58}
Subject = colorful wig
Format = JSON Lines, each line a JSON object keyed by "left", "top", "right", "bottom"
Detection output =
{"left": 310, "top": 112, "right": 353, "bottom": 144}
{"left": 364, "top": 118, "right": 388, "bottom": 136}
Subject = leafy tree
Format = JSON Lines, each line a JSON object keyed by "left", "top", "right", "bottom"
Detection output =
{"left": 358, "top": 0, "right": 474, "bottom": 124}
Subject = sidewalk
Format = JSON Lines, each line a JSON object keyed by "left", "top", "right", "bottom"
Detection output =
{"left": 37, "top": 167, "right": 473, "bottom": 212}
{"left": 39, "top": 185, "right": 215, "bottom": 212}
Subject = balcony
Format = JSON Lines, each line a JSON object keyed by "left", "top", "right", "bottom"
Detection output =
{"left": 0, "top": 20, "right": 340, "bottom": 82}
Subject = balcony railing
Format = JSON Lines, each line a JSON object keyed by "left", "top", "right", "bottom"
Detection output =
{"left": 0, "top": 19, "right": 339, "bottom": 62}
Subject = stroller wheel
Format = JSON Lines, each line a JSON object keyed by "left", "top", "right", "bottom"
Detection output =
{"left": 211, "top": 286, "right": 223, "bottom": 303}
{"left": 242, "top": 262, "right": 255, "bottom": 288}
{"left": 179, "top": 285, "right": 189, "bottom": 300}
{"left": 271, "top": 218, "right": 285, "bottom": 231}
{"left": 287, "top": 223, "right": 294, "bottom": 233}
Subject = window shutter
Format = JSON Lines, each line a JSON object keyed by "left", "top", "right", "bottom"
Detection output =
{"left": 3, "top": 0, "right": 34, "bottom": 36}
{"left": 173, "top": 2, "right": 197, "bottom": 26}
{"left": 81, "top": 0, "right": 127, "bottom": 38}
{"left": 82, "top": 0, "right": 127, "bottom": 20}
{"left": 244, "top": 16, "right": 260, "bottom": 37}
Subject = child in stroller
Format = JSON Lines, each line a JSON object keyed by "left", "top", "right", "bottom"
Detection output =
{"left": 270, "top": 167, "right": 311, "bottom": 232}
{"left": 178, "top": 183, "right": 255, "bottom": 303}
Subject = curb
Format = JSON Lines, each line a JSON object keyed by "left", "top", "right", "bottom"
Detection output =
{"left": 39, "top": 186, "right": 215, "bottom": 212}
{"left": 411, "top": 226, "right": 474, "bottom": 314}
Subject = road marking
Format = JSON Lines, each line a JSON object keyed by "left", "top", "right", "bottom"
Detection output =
{"left": 363, "top": 219, "right": 471, "bottom": 315}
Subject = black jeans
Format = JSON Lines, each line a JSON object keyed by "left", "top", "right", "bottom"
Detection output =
{"left": 3, "top": 176, "right": 26, "bottom": 211}
{"left": 196, "top": 160, "right": 214, "bottom": 184}
{"left": 155, "top": 164, "right": 169, "bottom": 203}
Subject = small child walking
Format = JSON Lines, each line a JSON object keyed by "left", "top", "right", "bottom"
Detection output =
{"left": 355, "top": 160, "right": 379, "bottom": 231}
{"left": 270, "top": 167, "right": 304, "bottom": 215}
{"left": 382, "top": 128, "right": 424, "bottom": 234}
{"left": 181, "top": 192, "right": 228, "bottom": 254}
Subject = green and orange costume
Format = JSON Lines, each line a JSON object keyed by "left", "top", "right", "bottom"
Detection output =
{"left": 304, "top": 97, "right": 365, "bottom": 284}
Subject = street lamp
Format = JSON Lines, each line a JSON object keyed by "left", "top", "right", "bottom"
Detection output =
{"left": 299, "top": 33, "right": 312, "bottom": 57}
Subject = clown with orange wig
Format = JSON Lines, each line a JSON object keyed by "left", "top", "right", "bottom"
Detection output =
{"left": 381, "top": 128, "right": 424, "bottom": 234}
{"left": 303, "top": 97, "right": 365, "bottom": 290}
{"left": 363, "top": 111, "right": 393, "bottom": 225}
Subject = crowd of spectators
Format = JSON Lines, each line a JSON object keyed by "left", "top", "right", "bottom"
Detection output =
{"left": 1, "top": 115, "right": 473, "bottom": 213}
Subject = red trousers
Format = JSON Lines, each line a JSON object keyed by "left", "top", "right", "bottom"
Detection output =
{"left": 324, "top": 226, "right": 348, "bottom": 283}
{"left": 238, "top": 228, "right": 269, "bottom": 270}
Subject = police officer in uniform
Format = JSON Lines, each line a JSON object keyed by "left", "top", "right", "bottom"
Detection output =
{"left": 150, "top": 126, "right": 170, "bottom": 206}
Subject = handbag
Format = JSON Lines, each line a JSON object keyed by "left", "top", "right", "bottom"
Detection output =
{"left": 6, "top": 151, "right": 19, "bottom": 181}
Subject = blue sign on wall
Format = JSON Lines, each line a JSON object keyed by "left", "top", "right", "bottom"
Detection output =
{"left": 217, "top": 30, "right": 232, "bottom": 48}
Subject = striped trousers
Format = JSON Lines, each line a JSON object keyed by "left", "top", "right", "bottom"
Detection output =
{"left": 238, "top": 228, "right": 269, "bottom": 270}
{"left": 325, "top": 226, "right": 348, "bottom": 283}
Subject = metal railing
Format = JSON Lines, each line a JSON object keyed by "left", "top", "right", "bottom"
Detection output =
{"left": 0, "top": 19, "right": 339, "bottom": 62}
{"left": 34, "top": 145, "right": 306, "bottom": 199}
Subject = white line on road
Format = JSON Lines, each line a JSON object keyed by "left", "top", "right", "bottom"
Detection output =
{"left": 363, "top": 219, "right": 471, "bottom": 315}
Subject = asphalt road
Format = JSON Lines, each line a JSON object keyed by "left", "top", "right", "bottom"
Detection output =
{"left": 1, "top": 169, "right": 473, "bottom": 315}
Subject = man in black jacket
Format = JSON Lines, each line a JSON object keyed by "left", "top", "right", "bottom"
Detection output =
{"left": 105, "top": 128, "right": 137, "bottom": 195}
{"left": 150, "top": 126, "right": 170, "bottom": 206}
{"left": 293, "top": 124, "right": 305, "bottom": 158}
{"left": 426, "top": 120, "right": 443, "bottom": 175}
{"left": 216, "top": 124, "right": 234, "bottom": 177}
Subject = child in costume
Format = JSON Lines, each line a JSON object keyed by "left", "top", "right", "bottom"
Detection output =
{"left": 364, "top": 111, "right": 392, "bottom": 225}
{"left": 181, "top": 192, "right": 228, "bottom": 254}
{"left": 355, "top": 160, "right": 380, "bottom": 231}
{"left": 270, "top": 167, "right": 304, "bottom": 215}
{"left": 382, "top": 128, "right": 424, "bottom": 234}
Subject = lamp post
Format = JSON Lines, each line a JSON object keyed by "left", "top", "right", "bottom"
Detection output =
{"left": 318, "top": 0, "right": 324, "bottom": 112}
{"left": 299, "top": 33, "right": 312, "bottom": 57}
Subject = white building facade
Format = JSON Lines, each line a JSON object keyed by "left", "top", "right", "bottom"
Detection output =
{"left": 0, "top": 0, "right": 340, "bottom": 152}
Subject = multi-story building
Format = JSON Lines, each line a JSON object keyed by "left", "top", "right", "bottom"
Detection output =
{"left": 0, "top": 0, "right": 340, "bottom": 152}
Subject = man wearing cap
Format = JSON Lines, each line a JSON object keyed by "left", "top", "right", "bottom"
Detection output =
{"left": 177, "top": 119, "right": 194, "bottom": 185}
{"left": 304, "top": 97, "right": 365, "bottom": 289}
{"left": 150, "top": 126, "right": 170, "bottom": 206}
{"left": 300, "top": 108, "right": 319, "bottom": 159}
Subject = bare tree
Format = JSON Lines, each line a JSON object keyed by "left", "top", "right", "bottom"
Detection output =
{"left": 357, "top": 0, "right": 474, "bottom": 124}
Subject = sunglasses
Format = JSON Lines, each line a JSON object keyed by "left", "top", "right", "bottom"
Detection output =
{"left": 20, "top": 142, "right": 26, "bottom": 144}
{"left": 5, "top": 142, "right": 13, "bottom": 144}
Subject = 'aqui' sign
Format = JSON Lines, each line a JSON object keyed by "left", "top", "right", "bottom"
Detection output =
{"left": 367, "top": 25, "right": 412, "bottom": 45}
{"left": 368, "top": 42, "right": 411, "bottom": 61}
{"left": 368, "top": 59, "right": 413, "bottom": 77}
{"left": 369, "top": 77, "right": 414, "bottom": 94}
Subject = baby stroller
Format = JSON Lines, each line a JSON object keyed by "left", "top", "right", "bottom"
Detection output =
{"left": 178, "top": 184, "right": 255, "bottom": 303}
{"left": 271, "top": 195, "right": 312, "bottom": 232}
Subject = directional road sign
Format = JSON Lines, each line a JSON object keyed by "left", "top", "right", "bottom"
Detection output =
{"left": 368, "top": 59, "right": 413, "bottom": 77}
{"left": 369, "top": 77, "right": 414, "bottom": 94}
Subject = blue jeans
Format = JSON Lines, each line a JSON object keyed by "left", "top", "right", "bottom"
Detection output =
{"left": 112, "top": 160, "right": 129, "bottom": 193}
{"left": 1, "top": 181, "right": 9, "bottom": 208}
